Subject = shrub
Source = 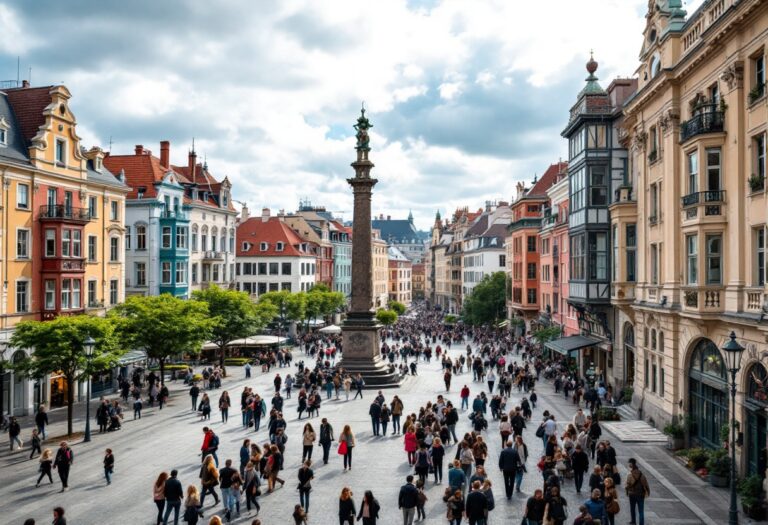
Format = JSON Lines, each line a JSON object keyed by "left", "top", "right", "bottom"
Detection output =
{"left": 223, "top": 358, "right": 251, "bottom": 366}
{"left": 706, "top": 449, "right": 730, "bottom": 478}
{"left": 738, "top": 474, "right": 764, "bottom": 507}
{"left": 149, "top": 363, "right": 188, "bottom": 372}
{"left": 663, "top": 423, "right": 685, "bottom": 439}
{"left": 621, "top": 387, "right": 633, "bottom": 404}
{"left": 596, "top": 407, "right": 620, "bottom": 421}
{"left": 686, "top": 448, "right": 710, "bottom": 470}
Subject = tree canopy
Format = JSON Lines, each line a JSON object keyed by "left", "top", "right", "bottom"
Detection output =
{"left": 389, "top": 301, "right": 406, "bottom": 315}
{"left": 375, "top": 308, "right": 398, "bottom": 326}
{"left": 533, "top": 325, "right": 562, "bottom": 344}
{"left": 10, "top": 315, "right": 121, "bottom": 435}
{"left": 260, "top": 290, "right": 306, "bottom": 322}
{"left": 461, "top": 272, "right": 507, "bottom": 326}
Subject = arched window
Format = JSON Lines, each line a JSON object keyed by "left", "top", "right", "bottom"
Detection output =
{"left": 211, "top": 227, "right": 218, "bottom": 252}
{"left": 201, "top": 226, "right": 208, "bottom": 252}
{"left": 650, "top": 54, "right": 662, "bottom": 78}
{"left": 651, "top": 329, "right": 657, "bottom": 351}
{"left": 689, "top": 339, "right": 727, "bottom": 448}
{"left": 191, "top": 224, "right": 199, "bottom": 252}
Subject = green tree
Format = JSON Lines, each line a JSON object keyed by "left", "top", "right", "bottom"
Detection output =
{"left": 10, "top": 315, "right": 121, "bottom": 436}
{"left": 461, "top": 272, "right": 507, "bottom": 326}
{"left": 260, "top": 290, "right": 306, "bottom": 323}
{"left": 389, "top": 301, "right": 406, "bottom": 315}
{"left": 110, "top": 294, "right": 213, "bottom": 385}
{"left": 375, "top": 308, "right": 398, "bottom": 326}
{"left": 193, "top": 285, "right": 276, "bottom": 370}
{"left": 533, "top": 325, "right": 562, "bottom": 345}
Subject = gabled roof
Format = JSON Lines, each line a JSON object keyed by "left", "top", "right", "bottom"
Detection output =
{"left": 465, "top": 214, "right": 489, "bottom": 237}
{"left": 387, "top": 245, "right": 410, "bottom": 262}
{"left": 526, "top": 162, "right": 568, "bottom": 198}
{"left": 237, "top": 217, "right": 313, "bottom": 257}
{"left": 0, "top": 92, "right": 31, "bottom": 165}
{"left": 4, "top": 85, "right": 53, "bottom": 144}
{"left": 86, "top": 158, "right": 127, "bottom": 189}
{"left": 104, "top": 151, "right": 188, "bottom": 200}
{"left": 371, "top": 217, "right": 426, "bottom": 243}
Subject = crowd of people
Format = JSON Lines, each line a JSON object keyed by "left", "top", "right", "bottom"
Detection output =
{"left": 10, "top": 305, "right": 655, "bottom": 525}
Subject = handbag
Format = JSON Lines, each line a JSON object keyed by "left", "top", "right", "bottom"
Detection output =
{"left": 338, "top": 440, "right": 348, "bottom": 455}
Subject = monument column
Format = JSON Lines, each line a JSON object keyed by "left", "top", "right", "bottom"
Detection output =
{"left": 340, "top": 108, "right": 400, "bottom": 387}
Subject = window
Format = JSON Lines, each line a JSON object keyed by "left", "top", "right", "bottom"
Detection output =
{"left": 754, "top": 134, "right": 766, "bottom": 188}
{"left": 46, "top": 188, "right": 56, "bottom": 208}
{"left": 55, "top": 138, "right": 66, "bottom": 166}
{"left": 201, "top": 228, "right": 208, "bottom": 251}
{"left": 527, "top": 263, "right": 536, "bottom": 279}
{"left": 499, "top": 254, "right": 506, "bottom": 267}
{"left": 110, "top": 237, "right": 119, "bottom": 262}
{"left": 258, "top": 283, "right": 267, "bottom": 295}
{"left": 44, "top": 280, "right": 56, "bottom": 310}
{"left": 110, "top": 280, "right": 118, "bottom": 305}
{"left": 212, "top": 264, "right": 219, "bottom": 281}
{"left": 660, "top": 364, "right": 665, "bottom": 397}
{"left": 527, "top": 236, "right": 536, "bottom": 252}
{"left": 62, "top": 229, "right": 71, "bottom": 257}
{"left": 175, "top": 262, "right": 186, "bottom": 284}
{"left": 649, "top": 126, "right": 658, "bottom": 157}
{"left": 588, "top": 232, "right": 608, "bottom": 280}
{"left": 649, "top": 183, "right": 658, "bottom": 220}
{"left": 706, "top": 234, "right": 722, "bottom": 284}
{"left": 161, "top": 262, "right": 172, "bottom": 284}
{"left": 220, "top": 235, "right": 226, "bottom": 253}
{"left": 72, "top": 280, "right": 81, "bottom": 309}
{"left": 625, "top": 224, "right": 636, "bottom": 282}
{"left": 650, "top": 244, "right": 658, "bottom": 285}
{"left": 64, "top": 191, "right": 72, "bottom": 214}
{"left": 125, "top": 226, "right": 131, "bottom": 250}
{"left": 191, "top": 263, "right": 198, "bottom": 284}
{"left": 162, "top": 226, "right": 172, "bottom": 249}
{"left": 590, "top": 165, "right": 608, "bottom": 206}
{"left": 16, "top": 281, "right": 28, "bottom": 313}
{"left": 136, "top": 262, "right": 146, "bottom": 286}
{"left": 706, "top": 148, "right": 721, "bottom": 191}
{"left": 644, "top": 357, "right": 650, "bottom": 388}
{"left": 282, "top": 262, "right": 291, "bottom": 275}
{"left": 260, "top": 242, "right": 268, "bottom": 251}
{"left": 176, "top": 226, "right": 188, "bottom": 249}
{"left": 276, "top": 242, "right": 284, "bottom": 252}
{"left": 754, "top": 54, "right": 765, "bottom": 93}
{"left": 110, "top": 200, "right": 119, "bottom": 221}
{"left": 542, "top": 265, "right": 550, "bottom": 282}
{"left": 88, "top": 235, "right": 97, "bottom": 262}
{"left": 541, "top": 239, "right": 550, "bottom": 255}
{"left": 45, "top": 229, "right": 56, "bottom": 257}
{"left": 192, "top": 227, "right": 198, "bottom": 252}
{"left": 0, "top": 127, "right": 5, "bottom": 145}
{"left": 258, "top": 263, "right": 267, "bottom": 275}
{"left": 527, "top": 288, "right": 537, "bottom": 304}
{"left": 16, "top": 229, "right": 29, "bottom": 259}
{"left": 17, "top": 183, "right": 29, "bottom": 209}
{"left": 571, "top": 234, "right": 585, "bottom": 280}
{"left": 652, "top": 360, "right": 658, "bottom": 393}
{"left": 269, "top": 262, "right": 279, "bottom": 275}
{"left": 72, "top": 230, "right": 81, "bottom": 257}
{"left": 756, "top": 228, "right": 766, "bottom": 286}
{"left": 136, "top": 225, "right": 146, "bottom": 250}
{"left": 281, "top": 282, "right": 291, "bottom": 291}
{"left": 612, "top": 225, "right": 618, "bottom": 282}
{"left": 686, "top": 234, "right": 698, "bottom": 284}
{"left": 586, "top": 125, "right": 607, "bottom": 149}
{"left": 61, "top": 279, "right": 71, "bottom": 309}
{"left": 88, "top": 280, "right": 97, "bottom": 307}
{"left": 687, "top": 151, "right": 698, "bottom": 193}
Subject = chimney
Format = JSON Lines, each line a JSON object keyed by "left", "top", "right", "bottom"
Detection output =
{"left": 21, "top": 80, "right": 29, "bottom": 88}
{"left": 240, "top": 204, "right": 250, "bottom": 221}
{"left": 387, "top": 215, "right": 391, "bottom": 220}
{"left": 160, "top": 141, "right": 170, "bottom": 168}
{"left": 135, "top": 145, "right": 144, "bottom": 156}
{"left": 261, "top": 207, "right": 270, "bottom": 222}
{"left": 188, "top": 150, "right": 197, "bottom": 180}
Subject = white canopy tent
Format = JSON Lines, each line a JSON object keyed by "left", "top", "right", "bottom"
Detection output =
{"left": 318, "top": 324, "right": 342, "bottom": 334}
{"left": 201, "top": 335, "right": 289, "bottom": 350}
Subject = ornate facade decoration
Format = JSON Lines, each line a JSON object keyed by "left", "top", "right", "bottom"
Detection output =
{"left": 631, "top": 127, "right": 648, "bottom": 153}
{"left": 659, "top": 108, "right": 679, "bottom": 133}
{"left": 720, "top": 61, "right": 744, "bottom": 90}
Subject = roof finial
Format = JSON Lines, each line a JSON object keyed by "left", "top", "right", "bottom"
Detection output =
{"left": 586, "top": 51, "right": 598, "bottom": 76}
{"left": 361, "top": 100, "right": 365, "bottom": 117}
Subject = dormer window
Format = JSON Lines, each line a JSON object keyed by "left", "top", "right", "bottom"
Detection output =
{"left": 260, "top": 242, "right": 268, "bottom": 251}
{"left": 95, "top": 157, "right": 102, "bottom": 172}
{"left": 222, "top": 192, "right": 228, "bottom": 207}
{"left": 242, "top": 242, "right": 251, "bottom": 252}
{"left": 276, "top": 242, "right": 284, "bottom": 251}
{"left": 0, "top": 117, "right": 8, "bottom": 146}
{"left": 137, "top": 187, "right": 146, "bottom": 199}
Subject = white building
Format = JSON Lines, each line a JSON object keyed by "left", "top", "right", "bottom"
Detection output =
{"left": 462, "top": 203, "right": 512, "bottom": 297}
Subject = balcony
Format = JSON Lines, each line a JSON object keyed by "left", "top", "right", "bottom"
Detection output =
{"left": 613, "top": 186, "right": 634, "bottom": 203}
{"left": 202, "top": 250, "right": 225, "bottom": 261}
{"left": 679, "top": 104, "right": 724, "bottom": 143}
{"left": 39, "top": 205, "right": 90, "bottom": 224}
{"left": 611, "top": 282, "right": 636, "bottom": 303}
{"left": 160, "top": 209, "right": 189, "bottom": 220}
{"left": 681, "top": 190, "right": 725, "bottom": 219}
{"left": 682, "top": 287, "right": 724, "bottom": 313}
{"left": 41, "top": 258, "right": 86, "bottom": 273}
{"left": 745, "top": 288, "right": 767, "bottom": 312}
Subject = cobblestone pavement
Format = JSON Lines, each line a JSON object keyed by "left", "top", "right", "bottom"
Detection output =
{"left": 0, "top": 339, "right": 734, "bottom": 524}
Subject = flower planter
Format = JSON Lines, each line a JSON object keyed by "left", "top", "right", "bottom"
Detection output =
{"left": 666, "top": 436, "right": 684, "bottom": 451}
{"left": 709, "top": 474, "right": 728, "bottom": 488}
{"left": 743, "top": 502, "right": 766, "bottom": 521}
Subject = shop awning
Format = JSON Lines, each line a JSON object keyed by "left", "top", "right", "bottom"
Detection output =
{"left": 544, "top": 335, "right": 601, "bottom": 355}
{"left": 117, "top": 350, "right": 147, "bottom": 365}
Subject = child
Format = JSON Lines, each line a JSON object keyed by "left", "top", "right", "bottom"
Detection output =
{"left": 133, "top": 397, "right": 143, "bottom": 420}
{"left": 103, "top": 448, "right": 114, "bottom": 485}
{"left": 29, "top": 429, "right": 42, "bottom": 459}
{"left": 415, "top": 479, "right": 428, "bottom": 521}
{"left": 292, "top": 504, "right": 308, "bottom": 525}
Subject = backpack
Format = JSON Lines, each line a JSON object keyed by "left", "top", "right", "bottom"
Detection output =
{"left": 417, "top": 451, "right": 429, "bottom": 468}
{"left": 210, "top": 434, "right": 220, "bottom": 448}
{"left": 535, "top": 424, "right": 545, "bottom": 438}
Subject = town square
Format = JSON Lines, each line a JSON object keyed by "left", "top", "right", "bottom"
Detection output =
{"left": 0, "top": 1, "right": 766, "bottom": 524}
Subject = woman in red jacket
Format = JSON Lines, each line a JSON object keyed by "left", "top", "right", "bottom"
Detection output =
{"left": 404, "top": 428, "right": 418, "bottom": 465}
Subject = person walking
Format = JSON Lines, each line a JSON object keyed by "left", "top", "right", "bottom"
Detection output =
{"left": 444, "top": 488, "right": 465, "bottom": 525}
{"left": 486, "top": 369, "right": 496, "bottom": 393}
{"left": 103, "top": 448, "right": 115, "bottom": 485}
{"left": 338, "top": 486, "right": 356, "bottom": 525}
{"left": 398, "top": 474, "right": 418, "bottom": 525}
{"left": 543, "top": 485, "right": 568, "bottom": 525}
{"left": 498, "top": 440, "right": 520, "bottom": 500}
{"left": 572, "top": 444, "right": 590, "bottom": 493}
{"left": 339, "top": 424, "right": 355, "bottom": 471}
{"left": 524, "top": 489, "right": 546, "bottom": 525}
{"left": 200, "top": 427, "right": 220, "bottom": 467}
{"left": 302, "top": 423, "right": 316, "bottom": 462}
{"left": 199, "top": 394, "right": 212, "bottom": 420}
{"left": 9, "top": 416, "right": 22, "bottom": 450}
{"left": 353, "top": 375, "right": 364, "bottom": 400}
{"left": 53, "top": 441, "right": 73, "bottom": 492}
{"left": 369, "top": 400, "right": 382, "bottom": 436}
{"left": 465, "top": 480, "right": 489, "bottom": 525}
{"left": 414, "top": 444, "right": 431, "bottom": 485}
{"left": 133, "top": 396, "right": 143, "bottom": 419}
{"left": 584, "top": 488, "right": 606, "bottom": 523}
{"left": 380, "top": 404, "right": 391, "bottom": 436}
{"left": 199, "top": 454, "right": 220, "bottom": 507}
{"left": 52, "top": 507, "right": 67, "bottom": 525}
{"left": 35, "top": 405, "right": 48, "bottom": 439}
{"left": 404, "top": 427, "right": 418, "bottom": 465}
{"left": 183, "top": 485, "right": 202, "bottom": 525}
{"left": 460, "top": 385, "right": 470, "bottom": 411}
{"left": 219, "top": 459, "right": 237, "bottom": 521}
{"left": 36, "top": 448, "right": 54, "bottom": 487}
{"left": 219, "top": 391, "right": 231, "bottom": 424}
{"left": 29, "top": 429, "right": 42, "bottom": 459}
{"left": 319, "top": 418, "right": 334, "bottom": 465}
{"left": 625, "top": 457, "right": 650, "bottom": 525}
{"left": 357, "top": 490, "right": 381, "bottom": 525}
{"left": 603, "top": 477, "right": 620, "bottom": 525}
{"left": 297, "top": 459, "right": 313, "bottom": 512}
{"left": 265, "top": 444, "right": 286, "bottom": 492}
{"left": 163, "top": 469, "right": 184, "bottom": 525}
{"left": 430, "top": 437, "right": 445, "bottom": 484}
{"left": 239, "top": 439, "right": 251, "bottom": 478}
{"left": 153, "top": 472, "right": 169, "bottom": 525}
{"left": 391, "top": 395, "right": 404, "bottom": 434}
{"left": 243, "top": 461, "right": 261, "bottom": 515}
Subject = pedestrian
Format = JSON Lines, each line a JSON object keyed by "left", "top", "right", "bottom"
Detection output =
{"left": 240, "top": 439, "right": 251, "bottom": 478}
{"left": 243, "top": 461, "right": 261, "bottom": 515}
{"left": 571, "top": 443, "right": 590, "bottom": 493}
{"left": 603, "top": 477, "right": 620, "bottom": 525}
{"left": 200, "top": 427, "right": 220, "bottom": 467}
{"left": 52, "top": 507, "right": 66, "bottom": 525}
{"left": 353, "top": 375, "right": 364, "bottom": 399}
{"left": 297, "top": 459, "right": 313, "bottom": 512}
{"left": 29, "top": 428, "right": 42, "bottom": 459}
{"left": 398, "top": 474, "right": 418, "bottom": 525}
{"left": 415, "top": 479, "right": 428, "bottom": 521}
{"left": 414, "top": 443, "right": 431, "bottom": 484}
{"left": 524, "top": 488, "right": 547, "bottom": 525}
{"left": 584, "top": 488, "right": 606, "bottom": 523}
{"left": 292, "top": 504, "right": 308, "bottom": 525}
{"left": 339, "top": 424, "right": 355, "bottom": 471}
{"left": 190, "top": 383, "right": 200, "bottom": 411}
{"left": 404, "top": 427, "right": 418, "bottom": 465}
{"left": 36, "top": 448, "right": 54, "bottom": 487}
{"left": 391, "top": 395, "right": 404, "bottom": 434}
{"left": 498, "top": 439, "right": 520, "bottom": 500}
{"left": 369, "top": 400, "right": 382, "bottom": 436}
{"left": 481, "top": 478, "right": 495, "bottom": 516}
{"left": 265, "top": 444, "right": 286, "bottom": 492}
{"left": 430, "top": 437, "right": 445, "bottom": 484}
{"left": 443, "top": 488, "right": 464, "bottom": 525}
{"left": 199, "top": 454, "right": 220, "bottom": 507}
{"left": 465, "top": 480, "right": 489, "bottom": 525}
{"left": 625, "top": 457, "right": 650, "bottom": 525}
{"left": 487, "top": 369, "right": 496, "bottom": 393}
{"left": 153, "top": 471, "right": 169, "bottom": 525}
{"left": 183, "top": 485, "right": 202, "bottom": 525}
{"left": 35, "top": 405, "right": 48, "bottom": 439}
{"left": 588, "top": 465, "right": 604, "bottom": 497}
{"left": 356, "top": 489, "right": 381, "bottom": 525}
{"left": 53, "top": 441, "right": 73, "bottom": 492}
{"left": 244, "top": 362, "right": 252, "bottom": 378}
{"left": 163, "top": 469, "right": 184, "bottom": 525}
{"left": 96, "top": 401, "right": 110, "bottom": 433}
{"left": 103, "top": 448, "right": 114, "bottom": 485}
{"left": 219, "top": 391, "right": 231, "bottom": 424}
{"left": 319, "top": 418, "right": 335, "bottom": 465}
{"left": 133, "top": 396, "right": 143, "bottom": 419}
{"left": 339, "top": 486, "right": 356, "bottom": 525}
{"left": 543, "top": 485, "right": 568, "bottom": 525}
{"left": 219, "top": 459, "right": 237, "bottom": 521}
{"left": 9, "top": 416, "right": 22, "bottom": 450}
{"left": 302, "top": 423, "right": 316, "bottom": 462}
{"left": 380, "top": 403, "right": 391, "bottom": 435}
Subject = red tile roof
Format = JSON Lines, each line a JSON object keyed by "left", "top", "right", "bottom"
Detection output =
{"left": 527, "top": 161, "right": 568, "bottom": 197}
{"left": 173, "top": 162, "right": 237, "bottom": 212}
{"left": 104, "top": 151, "right": 188, "bottom": 199}
{"left": 237, "top": 217, "right": 313, "bottom": 257}
{"left": 4, "top": 86, "right": 54, "bottom": 143}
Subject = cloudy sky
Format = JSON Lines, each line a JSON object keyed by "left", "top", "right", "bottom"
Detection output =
{"left": 0, "top": 0, "right": 705, "bottom": 230}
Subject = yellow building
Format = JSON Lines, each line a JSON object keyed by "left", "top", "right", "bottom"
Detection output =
{"left": 372, "top": 228, "right": 388, "bottom": 308}
{"left": 0, "top": 83, "right": 127, "bottom": 415}
{"left": 619, "top": 0, "right": 768, "bottom": 475}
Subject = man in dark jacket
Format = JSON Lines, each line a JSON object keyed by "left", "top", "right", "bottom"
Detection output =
{"left": 53, "top": 441, "right": 73, "bottom": 491}
{"left": 398, "top": 474, "right": 419, "bottom": 525}
{"left": 319, "top": 418, "right": 334, "bottom": 464}
{"left": 497, "top": 441, "right": 521, "bottom": 499}
{"left": 571, "top": 444, "right": 590, "bottom": 493}
{"left": 369, "top": 401, "right": 382, "bottom": 436}
{"left": 510, "top": 410, "right": 526, "bottom": 437}
{"left": 35, "top": 406, "right": 49, "bottom": 439}
{"left": 189, "top": 384, "right": 200, "bottom": 411}
{"left": 465, "top": 480, "right": 489, "bottom": 525}
{"left": 163, "top": 469, "right": 184, "bottom": 525}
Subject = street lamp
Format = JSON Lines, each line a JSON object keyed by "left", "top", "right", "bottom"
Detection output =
{"left": 0, "top": 340, "right": 7, "bottom": 428}
{"left": 82, "top": 336, "right": 96, "bottom": 443}
{"left": 722, "top": 331, "right": 745, "bottom": 525}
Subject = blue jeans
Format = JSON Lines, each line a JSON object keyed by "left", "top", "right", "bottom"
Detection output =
{"left": 392, "top": 415, "right": 401, "bottom": 433}
{"left": 371, "top": 417, "right": 380, "bottom": 435}
{"left": 299, "top": 488, "right": 310, "bottom": 511}
{"left": 37, "top": 424, "right": 46, "bottom": 439}
{"left": 461, "top": 397, "right": 469, "bottom": 410}
{"left": 514, "top": 469, "right": 524, "bottom": 491}
{"left": 221, "top": 487, "right": 234, "bottom": 510}
{"left": 162, "top": 501, "right": 181, "bottom": 525}
{"left": 104, "top": 468, "right": 112, "bottom": 484}
{"left": 629, "top": 495, "right": 645, "bottom": 525}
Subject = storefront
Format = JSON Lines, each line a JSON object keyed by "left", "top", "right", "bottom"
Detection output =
{"left": 688, "top": 338, "right": 728, "bottom": 449}
{"left": 745, "top": 362, "right": 768, "bottom": 478}
{"left": 544, "top": 335, "right": 601, "bottom": 375}
{"left": 49, "top": 372, "right": 68, "bottom": 409}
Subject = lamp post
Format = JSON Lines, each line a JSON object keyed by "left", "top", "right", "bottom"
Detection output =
{"left": 0, "top": 340, "right": 7, "bottom": 427}
{"left": 82, "top": 336, "right": 96, "bottom": 443}
{"left": 722, "top": 331, "right": 745, "bottom": 525}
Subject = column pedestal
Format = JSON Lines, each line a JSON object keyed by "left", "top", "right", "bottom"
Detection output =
{"left": 340, "top": 313, "right": 400, "bottom": 388}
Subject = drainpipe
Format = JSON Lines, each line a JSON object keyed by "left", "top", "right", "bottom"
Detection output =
{"left": 2, "top": 168, "right": 8, "bottom": 332}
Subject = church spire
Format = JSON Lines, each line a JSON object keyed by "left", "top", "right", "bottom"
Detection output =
{"left": 408, "top": 209, "right": 414, "bottom": 223}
